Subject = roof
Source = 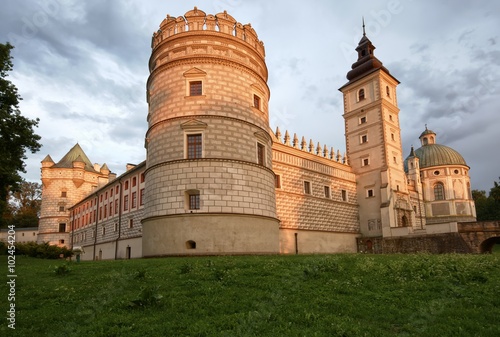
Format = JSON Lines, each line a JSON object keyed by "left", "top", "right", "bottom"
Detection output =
{"left": 404, "top": 143, "right": 468, "bottom": 171}
{"left": 53, "top": 143, "right": 98, "bottom": 173}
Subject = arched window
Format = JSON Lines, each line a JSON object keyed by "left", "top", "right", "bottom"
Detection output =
{"left": 434, "top": 182, "right": 445, "bottom": 200}
{"left": 358, "top": 88, "right": 365, "bottom": 101}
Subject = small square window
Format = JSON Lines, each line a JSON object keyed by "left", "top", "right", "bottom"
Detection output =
{"left": 61, "top": 191, "right": 67, "bottom": 198}
{"left": 304, "top": 181, "right": 311, "bottom": 195}
{"left": 360, "top": 116, "right": 367, "bottom": 124}
{"left": 362, "top": 158, "right": 369, "bottom": 166}
{"left": 59, "top": 206, "right": 65, "bottom": 212}
{"left": 361, "top": 134, "right": 368, "bottom": 144}
{"left": 367, "top": 189, "right": 374, "bottom": 198}
{"left": 190, "top": 81, "right": 202, "bottom": 96}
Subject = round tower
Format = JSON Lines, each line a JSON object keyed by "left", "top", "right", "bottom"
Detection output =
{"left": 142, "top": 7, "right": 279, "bottom": 256}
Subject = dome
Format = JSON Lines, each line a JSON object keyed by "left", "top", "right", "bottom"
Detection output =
{"left": 404, "top": 143, "right": 468, "bottom": 171}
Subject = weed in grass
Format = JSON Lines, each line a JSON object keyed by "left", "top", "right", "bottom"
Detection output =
{"left": 132, "top": 268, "right": 147, "bottom": 279}
{"left": 53, "top": 263, "right": 71, "bottom": 276}
{"left": 179, "top": 262, "right": 193, "bottom": 274}
{"left": 128, "top": 285, "right": 163, "bottom": 308}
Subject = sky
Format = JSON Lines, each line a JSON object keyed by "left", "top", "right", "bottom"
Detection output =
{"left": 1, "top": 0, "right": 499, "bottom": 192}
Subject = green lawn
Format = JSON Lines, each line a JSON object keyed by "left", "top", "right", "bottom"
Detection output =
{"left": 1, "top": 253, "right": 499, "bottom": 336}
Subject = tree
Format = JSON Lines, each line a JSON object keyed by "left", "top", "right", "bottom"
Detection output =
{"left": 0, "top": 42, "right": 41, "bottom": 226}
{"left": 472, "top": 177, "right": 500, "bottom": 221}
{"left": 6, "top": 180, "right": 41, "bottom": 228}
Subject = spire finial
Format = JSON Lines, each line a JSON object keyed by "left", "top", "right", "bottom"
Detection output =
{"left": 362, "top": 17, "right": 366, "bottom": 36}
{"left": 425, "top": 123, "right": 428, "bottom": 130}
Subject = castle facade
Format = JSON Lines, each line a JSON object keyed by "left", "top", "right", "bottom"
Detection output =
{"left": 38, "top": 8, "right": 476, "bottom": 259}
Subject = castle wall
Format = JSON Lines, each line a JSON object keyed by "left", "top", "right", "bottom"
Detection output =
{"left": 71, "top": 163, "right": 146, "bottom": 260}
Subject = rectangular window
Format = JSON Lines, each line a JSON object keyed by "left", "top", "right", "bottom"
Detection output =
{"left": 59, "top": 206, "right": 65, "bottom": 212}
{"left": 114, "top": 223, "right": 118, "bottom": 232}
{"left": 361, "top": 134, "right": 368, "bottom": 144}
{"left": 115, "top": 200, "right": 119, "bottom": 215}
{"left": 124, "top": 195, "right": 129, "bottom": 211}
{"left": 189, "top": 81, "right": 202, "bottom": 96}
{"left": 257, "top": 143, "right": 265, "bottom": 165}
{"left": 367, "top": 189, "right": 374, "bottom": 198}
{"left": 61, "top": 191, "right": 67, "bottom": 198}
{"left": 189, "top": 194, "right": 200, "bottom": 210}
{"left": 341, "top": 189, "right": 347, "bottom": 202}
{"left": 360, "top": 116, "right": 366, "bottom": 124}
{"left": 58, "top": 223, "right": 66, "bottom": 233}
{"left": 362, "top": 158, "right": 370, "bottom": 167}
{"left": 253, "top": 94, "right": 261, "bottom": 109}
{"left": 187, "top": 134, "right": 202, "bottom": 159}
{"left": 304, "top": 181, "right": 311, "bottom": 195}
{"left": 132, "top": 192, "right": 137, "bottom": 209}
{"left": 275, "top": 174, "right": 282, "bottom": 188}
{"left": 324, "top": 186, "right": 330, "bottom": 198}
{"left": 140, "top": 188, "right": 145, "bottom": 206}
{"left": 129, "top": 219, "right": 134, "bottom": 228}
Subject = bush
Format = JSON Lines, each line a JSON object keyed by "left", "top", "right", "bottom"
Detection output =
{"left": 16, "top": 242, "right": 73, "bottom": 259}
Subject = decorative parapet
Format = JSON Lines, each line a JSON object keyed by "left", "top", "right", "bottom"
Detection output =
{"left": 152, "top": 7, "right": 265, "bottom": 58}
{"left": 273, "top": 127, "right": 349, "bottom": 166}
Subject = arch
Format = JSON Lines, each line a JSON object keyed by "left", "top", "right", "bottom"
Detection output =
{"left": 186, "top": 240, "right": 197, "bottom": 249}
{"left": 401, "top": 215, "right": 408, "bottom": 227}
{"left": 434, "top": 182, "right": 445, "bottom": 200}
{"left": 479, "top": 237, "right": 500, "bottom": 254}
{"left": 358, "top": 88, "right": 365, "bottom": 101}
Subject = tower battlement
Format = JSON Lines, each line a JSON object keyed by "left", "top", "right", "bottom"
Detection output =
{"left": 150, "top": 7, "right": 267, "bottom": 81}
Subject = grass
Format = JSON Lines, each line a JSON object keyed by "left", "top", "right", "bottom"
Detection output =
{"left": 1, "top": 253, "right": 500, "bottom": 336}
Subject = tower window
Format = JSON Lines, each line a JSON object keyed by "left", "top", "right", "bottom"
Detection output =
{"left": 386, "top": 86, "right": 390, "bottom": 97}
{"left": 362, "top": 158, "right": 370, "bottom": 167}
{"left": 189, "top": 81, "right": 202, "bottom": 96}
{"left": 253, "top": 94, "right": 261, "bottom": 110}
{"left": 187, "top": 134, "right": 202, "bottom": 159}
{"left": 59, "top": 223, "right": 66, "bottom": 233}
{"left": 434, "top": 183, "right": 445, "bottom": 200}
{"left": 359, "top": 116, "right": 367, "bottom": 124}
{"left": 367, "top": 189, "right": 374, "bottom": 198}
{"left": 189, "top": 194, "right": 200, "bottom": 210}
{"left": 61, "top": 191, "right": 67, "bottom": 198}
{"left": 257, "top": 143, "right": 265, "bottom": 165}
{"left": 358, "top": 88, "right": 365, "bottom": 101}
{"left": 360, "top": 134, "right": 368, "bottom": 144}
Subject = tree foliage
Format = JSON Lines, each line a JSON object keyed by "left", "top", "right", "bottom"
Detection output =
{"left": 2, "top": 179, "right": 41, "bottom": 228}
{"left": 0, "top": 42, "right": 42, "bottom": 225}
{"left": 472, "top": 177, "right": 500, "bottom": 221}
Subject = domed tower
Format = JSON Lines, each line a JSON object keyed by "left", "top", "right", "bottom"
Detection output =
{"left": 142, "top": 7, "right": 279, "bottom": 256}
{"left": 38, "top": 144, "right": 112, "bottom": 247}
{"left": 404, "top": 127, "right": 476, "bottom": 224}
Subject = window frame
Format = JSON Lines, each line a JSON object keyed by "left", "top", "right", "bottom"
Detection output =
{"left": 186, "top": 133, "right": 203, "bottom": 159}
{"left": 257, "top": 142, "right": 265, "bottom": 166}
{"left": 304, "top": 181, "right": 312, "bottom": 195}
{"left": 434, "top": 182, "right": 445, "bottom": 200}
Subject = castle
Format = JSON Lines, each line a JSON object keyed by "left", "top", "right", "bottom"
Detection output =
{"left": 37, "top": 8, "right": 476, "bottom": 260}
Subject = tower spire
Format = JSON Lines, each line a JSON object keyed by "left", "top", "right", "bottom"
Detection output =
{"left": 362, "top": 17, "right": 366, "bottom": 36}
